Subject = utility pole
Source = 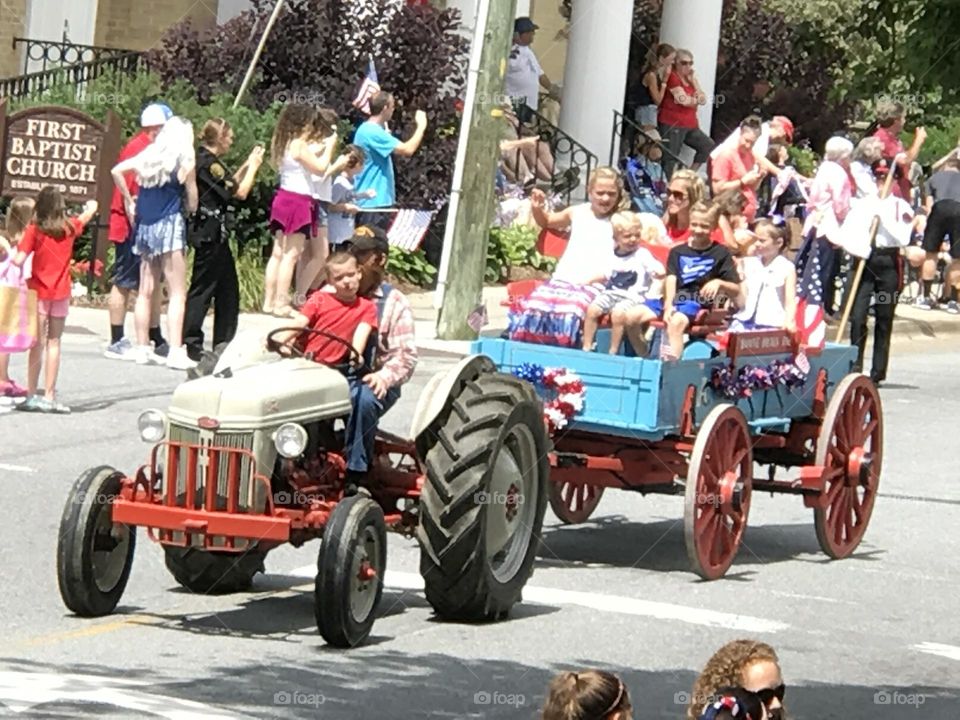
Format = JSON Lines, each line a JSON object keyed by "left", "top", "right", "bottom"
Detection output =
{"left": 435, "top": 0, "right": 517, "bottom": 339}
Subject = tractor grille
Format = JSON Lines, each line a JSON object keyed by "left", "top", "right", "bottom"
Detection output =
{"left": 166, "top": 423, "right": 256, "bottom": 511}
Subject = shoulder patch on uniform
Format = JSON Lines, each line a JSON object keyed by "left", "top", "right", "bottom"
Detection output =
{"left": 210, "top": 162, "right": 226, "bottom": 179}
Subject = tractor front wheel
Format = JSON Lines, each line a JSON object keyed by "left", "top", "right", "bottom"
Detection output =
{"left": 163, "top": 546, "right": 266, "bottom": 594}
{"left": 417, "top": 373, "right": 549, "bottom": 622}
{"left": 315, "top": 495, "right": 387, "bottom": 648}
{"left": 57, "top": 466, "right": 136, "bottom": 617}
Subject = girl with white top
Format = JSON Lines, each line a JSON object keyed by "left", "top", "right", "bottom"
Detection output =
{"left": 296, "top": 108, "right": 353, "bottom": 300}
{"left": 507, "top": 167, "right": 624, "bottom": 347}
{"left": 731, "top": 220, "right": 797, "bottom": 332}
{"left": 263, "top": 104, "right": 350, "bottom": 317}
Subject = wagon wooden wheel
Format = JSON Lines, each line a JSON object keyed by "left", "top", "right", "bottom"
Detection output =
{"left": 684, "top": 404, "right": 753, "bottom": 580}
{"left": 813, "top": 374, "right": 882, "bottom": 559}
{"left": 548, "top": 481, "right": 604, "bottom": 524}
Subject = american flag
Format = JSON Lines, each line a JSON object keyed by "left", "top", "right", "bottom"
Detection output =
{"left": 795, "top": 251, "right": 827, "bottom": 350}
{"left": 352, "top": 56, "right": 380, "bottom": 115}
{"left": 387, "top": 209, "right": 434, "bottom": 252}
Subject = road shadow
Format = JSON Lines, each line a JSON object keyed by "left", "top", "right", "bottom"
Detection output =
{"left": 1, "top": 654, "right": 957, "bottom": 719}
{"left": 536, "top": 515, "right": 885, "bottom": 578}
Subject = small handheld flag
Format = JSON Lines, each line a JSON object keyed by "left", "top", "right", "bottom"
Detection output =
{"left": 352, "top": 56, "right": 381, "bottom": 115}
{"left": 387, "top": 209, "right": 434, "bottom": 252}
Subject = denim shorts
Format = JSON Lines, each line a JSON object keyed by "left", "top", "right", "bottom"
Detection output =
{"left": 111, "top": 236, "right": 140, "bottom": 290}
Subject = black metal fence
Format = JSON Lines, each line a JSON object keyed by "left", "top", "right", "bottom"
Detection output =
{"left": 609, "top": 109, "right": 688, "bottom": 171}
{"left": 507, "top": 101, "right": 597, "bottom": 205}
{"left": 1, "top": 38, "right": 147, "bottom": 103}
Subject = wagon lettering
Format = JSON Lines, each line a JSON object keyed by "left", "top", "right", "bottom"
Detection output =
{"left": 727, "top": 330, "right": 796, "bottom": 360}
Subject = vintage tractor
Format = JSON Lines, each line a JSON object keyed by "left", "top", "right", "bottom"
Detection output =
{"left": 56, "top": 329, "right": 550, "bottom": 647}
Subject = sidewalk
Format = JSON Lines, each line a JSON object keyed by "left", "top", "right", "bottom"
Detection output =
{"left": 64, "top": 285, "right": 959, "bottom": 354}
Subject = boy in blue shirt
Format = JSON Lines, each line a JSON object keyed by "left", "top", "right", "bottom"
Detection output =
{"left": 354, "top": 91, "right": 428, "bottom": 230}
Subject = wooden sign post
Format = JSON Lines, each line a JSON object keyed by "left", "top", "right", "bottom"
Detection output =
{"left": 0, "top": 100, "right": 122, "bottom": 292}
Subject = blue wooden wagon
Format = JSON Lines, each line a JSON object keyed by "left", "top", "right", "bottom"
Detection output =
{"left": 470, "top": 327, "right": 883, "bottom": 579}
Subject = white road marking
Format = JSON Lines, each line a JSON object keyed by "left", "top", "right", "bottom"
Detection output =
{"left": 289, "top": 566, "right": 788, "bottom": 633}
{"left": 914, "top": 642, "right": 960, "bottom": 662}
{"left": 0, "top": 670, "right": 248, "bottom": 718}
{"left": 0, "top": 463, "right": 35, "bottom": 473}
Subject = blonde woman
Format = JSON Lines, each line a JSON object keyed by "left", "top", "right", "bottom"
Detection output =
{"left": 508, "top": 167, "right": 625, "bottom": 347}
{"left": 112, "top": 116, "right": 199, "bottom": 370}
{"left": 663, "top": 167, "right": 707, "bottom": 244}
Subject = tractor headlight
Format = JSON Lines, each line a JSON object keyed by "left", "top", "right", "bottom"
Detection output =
{"left": 274, "top": 423, "right": 308, "bottom": 459}
{"left": 137, "top": 409, "right": 168, "bottom": 443}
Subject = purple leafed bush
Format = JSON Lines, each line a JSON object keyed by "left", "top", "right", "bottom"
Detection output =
{"left": 147, "top": 0, "right": 469, "bottom": 211}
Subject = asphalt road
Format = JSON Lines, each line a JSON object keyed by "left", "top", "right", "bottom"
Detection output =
{"left": 1, "top": 324, "right": 958, "bottom": 719}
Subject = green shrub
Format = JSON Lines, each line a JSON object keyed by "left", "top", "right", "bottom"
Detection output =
{"left": 486, "top": 224, "right": 555, "bottom": 283}
{"left": 385, "top": 248, "right": 437, "bottom": 286}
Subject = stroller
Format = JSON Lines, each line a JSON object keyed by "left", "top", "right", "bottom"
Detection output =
{"left": 621, "top": 155, "right": 666, "bottom": 215}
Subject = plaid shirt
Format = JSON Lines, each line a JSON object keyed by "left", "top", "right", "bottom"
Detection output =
{"left": 372, "top": 284, "right": 418, "bottom": 388}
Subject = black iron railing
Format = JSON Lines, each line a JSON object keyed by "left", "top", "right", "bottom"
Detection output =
{"left": 12, "top": 38, "right": 136, "bottom": 75}
{"left": 509, "top": 101, "right": 597, "bottom": 204}
{"left": 0, "top": 47, "right": 148, "bottom": 103}
{"left": 610, "top": 109, "right": 688, "bottom": 171}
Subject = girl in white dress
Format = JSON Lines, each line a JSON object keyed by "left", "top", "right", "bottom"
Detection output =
{"left": 731, "top": 219, "right": 797, "bottom": 332}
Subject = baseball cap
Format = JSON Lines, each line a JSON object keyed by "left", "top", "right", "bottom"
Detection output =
{"left": 771, "top": 115, "right": 794, "bottom": 144}
{"left": 141, "top": 103, "right": 173, "bottom": 128}
{"left": 346, "top": 225, "right": 389, "bottom": 255}
{"left": 642, "top": 128, "right": 663, "bottom": 143}
{"left": 514, "top": 17, "right": 539, "bottom": 34}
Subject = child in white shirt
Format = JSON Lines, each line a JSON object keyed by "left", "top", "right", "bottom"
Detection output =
{"left": 582, "top": 211, "right": 665, "bottom": 353}
{"left": 731, "top": 219, "right": 797, "bottom": 332}
{"left": 327, "top": 145, "right": 370, "bottom": 251}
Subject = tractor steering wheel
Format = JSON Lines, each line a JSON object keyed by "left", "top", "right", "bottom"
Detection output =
{"left": 266, "top": 327, "right": 366, "bottom": 371}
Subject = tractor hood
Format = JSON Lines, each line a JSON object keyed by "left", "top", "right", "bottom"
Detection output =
{"left": 167, "top": 357, "right": 352, "bottom": 430}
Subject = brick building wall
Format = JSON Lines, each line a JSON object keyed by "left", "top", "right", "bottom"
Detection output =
{"left": 94, "top": 0, "right": 220, "bottom": 52}
{"left": 0, "top": 0, "right": 29, "bottom": 78}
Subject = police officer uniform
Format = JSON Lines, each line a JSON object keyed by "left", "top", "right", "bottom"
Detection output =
{"left": 183, "top": 146, "right": 241, "bottom": 360}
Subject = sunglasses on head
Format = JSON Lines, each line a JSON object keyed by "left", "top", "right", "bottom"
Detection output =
{"left": 755, "top": 684, "right": 786, "bottom": 706}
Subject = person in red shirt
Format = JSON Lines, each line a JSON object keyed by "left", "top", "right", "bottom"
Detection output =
{"left": 711, "top": 116, "right": 764, "bottom": 223}
{"left": 11, "top": 188, "right": 98, "bottom": 413}
{"left": 104, "top": 103, "right": 172, "bottom": 361}
{"left": 871, "top": 100, "right": 926, "bottom": 199}
{"left": 272, "top": 251, "right": 377, "bottom": 367}
{"left": 657, "top": 49, "right": 715, "bottom": 179}
{"left": 663, "top": 168, "right": 706, "bottom": 245}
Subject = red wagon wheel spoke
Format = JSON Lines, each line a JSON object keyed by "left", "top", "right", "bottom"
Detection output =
{"left": 684, "top": 406, "right": 752, "bottom": 581}
{"left": 549, "top": 480, "right": 605, "bottom": 525}
{"left": 813, "top": 375, "right": 883, "bottom": 559}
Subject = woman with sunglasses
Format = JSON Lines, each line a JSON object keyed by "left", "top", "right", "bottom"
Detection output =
{"left": 663, "top": 168, "right": 707, "bottom": 245}
{"left": 658, "top": 49, "right": 716, "bottom": 179}
{"left": 541, "top": 669, "right": 632, "bottom": 719}
{"left": 687, "top": 639, "right": 786, "bottom": 720}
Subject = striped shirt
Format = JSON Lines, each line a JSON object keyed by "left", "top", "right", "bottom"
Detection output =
{"left": 372, "top": 284, "right": 418, "bottom": 388}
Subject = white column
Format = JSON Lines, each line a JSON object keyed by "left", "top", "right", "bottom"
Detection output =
{"left": 659, "top": 0, "right": 723, "bottom": 134}
{"left": 515, "top": 0, "right": 531, "bottom": 16}
{"left": 557, "top": 0, "right": 633, "bottom": 164}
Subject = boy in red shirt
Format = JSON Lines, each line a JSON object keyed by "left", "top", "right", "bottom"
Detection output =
{"left": 273, "top": 251, "right": 377, "bottom": 367}
{"left": 11, "top": 188, "right": 98, "bottom": 413}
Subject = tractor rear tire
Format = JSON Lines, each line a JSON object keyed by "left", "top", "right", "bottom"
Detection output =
{"left": 57, "top": 466, "right": 136, "bottom": 617}
{"left": 417, "top": 372, "right": 549, "bottom": 622}
{"left": 315, "top": 495, "right": 387, "bottom": 648}
{"left": 163, "top": 545, "right": 265, "bottom": 595}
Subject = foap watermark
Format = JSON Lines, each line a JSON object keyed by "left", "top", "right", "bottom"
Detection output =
{"left": 273, "top": 690, "right": 325, "bottom": 707}
{"left": 873, "top": 690, "right": 926, "bottom": 708}
{"left": 875, "top": 92, "right": 925, "bottom": 110}
{"left": 474, "top": 488, "right": 524, "bottom": 515}
{"left": 473, "top": 691, "right": 526, "bottom": 708}
{"left": 674, "top": 691, "right": 721, "bottom": 707}
{"left": 273, "top": 490, "right": 327, "bottom": 506}
{"left": 275, "top": 90, "right": 328, "bottom": 106}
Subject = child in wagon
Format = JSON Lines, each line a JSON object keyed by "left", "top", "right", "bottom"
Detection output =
{"left": 581, "top": 211, "right": 665, "bottom": 354}
{"left": 648, "top": 201, "right": 741, "bottom": 360}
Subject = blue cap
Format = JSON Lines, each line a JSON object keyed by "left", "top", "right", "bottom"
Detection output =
{"left": 514, "top": 17, "right": 538, "bottom": 34}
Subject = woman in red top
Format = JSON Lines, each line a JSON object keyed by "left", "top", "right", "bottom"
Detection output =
{"left": 657, "top": 49, "right": 715, "bottom": 179}
{"left": 662, "top": 168, "right": 706, "bottom": 246}
{"left": 12, "top": 188, "right": 98, "bottom": 413}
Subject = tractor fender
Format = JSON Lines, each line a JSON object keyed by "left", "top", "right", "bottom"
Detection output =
{"left": 409, "top": 354, "right": 497, "bottom": 453}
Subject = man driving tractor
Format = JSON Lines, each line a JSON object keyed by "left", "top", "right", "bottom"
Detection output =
{"left": 272, "top": 226, "right": 418, "bottom": 490}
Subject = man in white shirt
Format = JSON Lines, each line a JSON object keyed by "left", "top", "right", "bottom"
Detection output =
{"left": 505, "top": 17, "right": 560, "bottom": 122}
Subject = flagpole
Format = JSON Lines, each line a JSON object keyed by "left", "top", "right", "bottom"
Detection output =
{"left": 233, "top": 0, "right": 286, "bottom": 109}
{"left": 834, "top": 164, "right": 898, "bottom": 343}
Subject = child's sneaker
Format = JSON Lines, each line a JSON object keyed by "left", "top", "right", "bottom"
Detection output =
{"left": 104, "top": 337, "right": 136, "bottom": 360}
{"left": 165, "top": 345, "right": 198, "bottom": 371}
{"left": 914, "top": 296, "right": 934, "bottom": 310}
{"left": 0, "top": 380, "right": 28, "bottom": 397}
{"left": 946, "top": 300, "right": 960, "bottom": 315}
{"left": 135, "top": 345, "right": 165, "bottom": 365}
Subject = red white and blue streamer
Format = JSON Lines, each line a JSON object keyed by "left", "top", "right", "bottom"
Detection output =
{"left": 512, "top": 363, "right": 585, "bottom": 433}
{"left": 710, "top": 358, "right": 807, "bottom": 400}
